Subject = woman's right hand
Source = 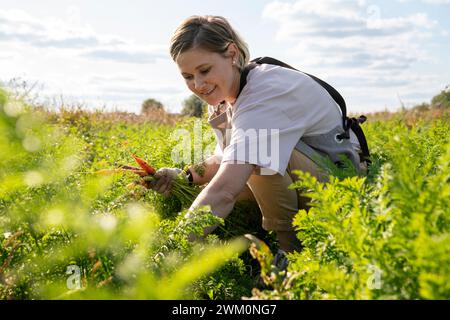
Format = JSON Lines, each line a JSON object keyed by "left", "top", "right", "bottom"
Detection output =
{"left": 145, "top": 167, "right": 185, "bottom": 196}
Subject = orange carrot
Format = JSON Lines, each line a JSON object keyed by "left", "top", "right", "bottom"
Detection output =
{"left": 131, "top": 154, "right": 156, "bottom": 175}
{"left": 95, "top": 168, "right": 147, "bottom": 176}
{"left": 118, "top": 165, "right": 148, "bottom": 177}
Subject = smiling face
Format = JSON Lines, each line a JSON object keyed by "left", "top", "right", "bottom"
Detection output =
{"left": 176, "top": 45, "right": 240, "bottom": 106}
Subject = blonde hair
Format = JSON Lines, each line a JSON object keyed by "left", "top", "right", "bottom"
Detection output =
{"left": 170, "top": 15, "right": 250, "bottom": 71}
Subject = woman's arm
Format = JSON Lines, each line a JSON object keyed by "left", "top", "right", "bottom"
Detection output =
{"left": 187, "top": 162, "right": 256, "bottom": 236}
{"left": 188, "top": 154, "right": 221, "bottom": 185}
{"left": 188, "top": 155, "right": 257, "bottom": 202}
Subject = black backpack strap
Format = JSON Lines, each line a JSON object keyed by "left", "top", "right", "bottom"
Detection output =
{"left": 238, "top": 62, "right": 257, "bottom": 97}
{"left": 347, "top": 116, "right": 371, "bottom": 164}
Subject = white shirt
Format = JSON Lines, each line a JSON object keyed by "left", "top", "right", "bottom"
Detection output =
{"left": 209, "top": 63, "right": 344, "bottom": 175}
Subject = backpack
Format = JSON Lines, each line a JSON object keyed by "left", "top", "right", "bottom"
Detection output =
{"left": 239, "top": 56, "right": 371, "bottom": 167}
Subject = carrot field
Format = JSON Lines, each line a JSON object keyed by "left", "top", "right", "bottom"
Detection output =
{"left": 1, "top": 88, "right": 449, "bottom": 300}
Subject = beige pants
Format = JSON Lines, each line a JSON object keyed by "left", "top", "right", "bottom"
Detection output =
{"left": 239, "top": 149, "right": 328, "bottom": 232}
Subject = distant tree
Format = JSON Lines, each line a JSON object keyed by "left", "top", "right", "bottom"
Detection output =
{"left": 431, "top": 87, "right": 450, "bottom": 109}
{"left": 413, "top": 102, "right": 430, "bottom": 112}
{"left": 181, "top": 94, "right": 207, "bottom": 118}
{"left": 141, "top": 98, "right": 164, "bottom": 115}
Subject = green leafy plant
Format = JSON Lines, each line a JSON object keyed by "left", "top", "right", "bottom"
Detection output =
{"left": 250, "top": 117, "right": 450, "bottom": 300}
{"left": 2, "top": 85, "right": 449, "bottom": 300}
{"left": 0, "top": 88, "right": 249, "bottom": 300}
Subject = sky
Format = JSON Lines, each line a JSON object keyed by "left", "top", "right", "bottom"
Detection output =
{"left": 0, "top": 0, "right": 449, "bottom": 114}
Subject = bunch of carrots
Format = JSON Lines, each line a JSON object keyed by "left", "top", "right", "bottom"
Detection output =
{"left": 96, "top": 154, "right": 199, "bottom": 206}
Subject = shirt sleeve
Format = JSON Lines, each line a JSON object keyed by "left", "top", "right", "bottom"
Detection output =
{"left": 213, "top": 142, "right": 223, "bottom": 161}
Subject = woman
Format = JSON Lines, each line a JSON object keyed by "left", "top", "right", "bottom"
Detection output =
{"left": 149, "top": 15, "right": 364, "bottom": 254}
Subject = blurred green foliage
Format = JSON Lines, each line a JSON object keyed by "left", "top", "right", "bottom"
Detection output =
{"left": 1, "top": 86, "right": 449, "bottom": 300}
{"left": 0, "top": 88, "right": 253, "bottom": 299}
{"left": 252, "top": 115, "right": 450, "bottom": 299}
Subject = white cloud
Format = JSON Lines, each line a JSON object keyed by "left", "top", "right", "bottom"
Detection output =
{"left": 261, "top": 0, "right": 442, "bottom": 112}
{"left": 397, "top": 0, "right": 450, "bottom": 4}
{"left": 421, "top": 0, "right": 450, "bottom": 4}
{"left": 0, "top": 8, "right": 182, "bottom": 113}
{"left": 82, "top": 46, "right": 167, "bottom": 64}
{"left": 263, "top": 1, "right": 436, "bottom": 40}
{"left": 0, "top": 9, "right": 96, "bottom": 48}
{"left": 0, "top": 9, "right": 167, "bottom": 63}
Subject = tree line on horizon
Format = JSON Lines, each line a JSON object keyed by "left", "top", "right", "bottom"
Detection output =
{"left": 142, "top": 88, "right": 449, "bottom": 118}
{"left": 141, "top": 94, "right": 207, "bottom": 118}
